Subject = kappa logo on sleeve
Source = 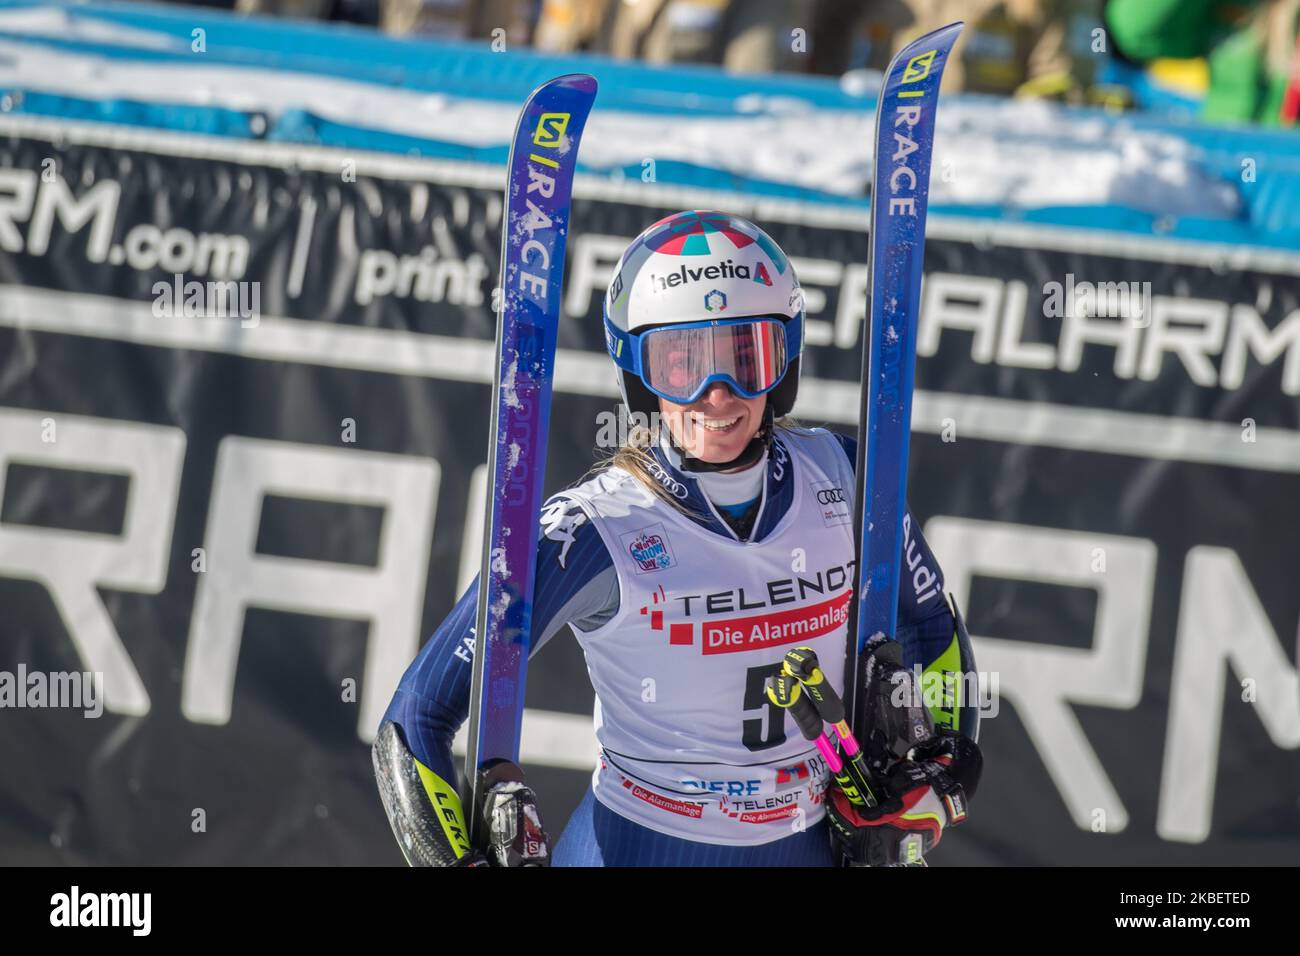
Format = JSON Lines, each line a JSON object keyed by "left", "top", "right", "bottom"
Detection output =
{"left": 621, "top": 523, "right": 676, "bottom": 573}
{"left": 540, "top": 498, "right": 588, "bottom": 569}
{"left": 811, "top": 480, "right": 851, "bottom": 527}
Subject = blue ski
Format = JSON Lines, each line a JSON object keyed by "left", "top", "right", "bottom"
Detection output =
{"left": 845, "top": 25, "right": 962, "bottom": 730}
{"left": 464, "top": 73, "right": 596, "bottom": 844}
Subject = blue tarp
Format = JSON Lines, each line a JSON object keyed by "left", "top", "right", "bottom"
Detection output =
{"left": 2, "top": 0, "right": 1298, "bottom": 250}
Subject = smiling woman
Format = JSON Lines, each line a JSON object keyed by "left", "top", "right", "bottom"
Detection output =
{"left": 375, "top": 210, "right": 981, "bottom": 868}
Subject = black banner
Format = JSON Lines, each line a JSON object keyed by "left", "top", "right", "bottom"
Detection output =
{"left": 0, "top": 120, "right": 1296, "bottom": 865}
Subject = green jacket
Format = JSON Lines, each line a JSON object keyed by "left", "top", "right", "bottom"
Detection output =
{"left": 1106, "top": 0, "right": 1298, "bottom": 125}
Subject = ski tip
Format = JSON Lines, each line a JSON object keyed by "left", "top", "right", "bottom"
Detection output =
{"left": 896, "top": 21, "right": 964, "bottom": 59}
{"left": 542, "top": 73, "right": 598, "bottom": 96}
{"left": 876, "top": 21, "right": 964, "bottom": 99}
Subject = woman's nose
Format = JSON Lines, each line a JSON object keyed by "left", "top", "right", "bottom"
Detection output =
{"left": 701, "top": 381, "right": 735, "bottom": 404}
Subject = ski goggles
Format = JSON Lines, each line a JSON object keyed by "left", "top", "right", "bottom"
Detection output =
{"left": 605, "top": 315, "right": 800, "bottom": 405}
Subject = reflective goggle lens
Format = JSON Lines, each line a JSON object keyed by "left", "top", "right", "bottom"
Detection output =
{"left": 640, "top": 319, "right": 787, "bottom": 403}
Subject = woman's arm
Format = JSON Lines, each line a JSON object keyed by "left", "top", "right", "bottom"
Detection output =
{"left": 372, "top": 494, "right": 617, "bottom": 865}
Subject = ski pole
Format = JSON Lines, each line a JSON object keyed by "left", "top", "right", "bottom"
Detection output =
{"left": 780, "top": 647, "right": 885, "bottom": 804}
{"left": 766, "top": 669, "right": 879, "bottom": 809}
{"left": 787, "top": 646, "right": 939, "bottom": 869}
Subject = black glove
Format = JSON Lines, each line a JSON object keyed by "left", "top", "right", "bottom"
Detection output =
{"left": 827, "top": 729, "right": 982, "bottom": 867}
{"left": 474, "top": 760, "right": 551, "bottom": 867}
{"left": 860, "top": 633, "right": 937, "bottom": 770}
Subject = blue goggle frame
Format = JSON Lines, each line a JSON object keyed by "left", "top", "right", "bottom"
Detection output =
{"left": 604, "top": 314, "right": 803, "bottom": 406}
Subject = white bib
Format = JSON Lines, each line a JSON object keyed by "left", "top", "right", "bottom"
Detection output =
{"left": 558, "top": 428, "right": 857, "bottom": 845}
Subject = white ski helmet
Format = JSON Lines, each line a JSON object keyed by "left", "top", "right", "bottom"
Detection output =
{"left": 603, "top": 210, "right": 804, "bottom": 420}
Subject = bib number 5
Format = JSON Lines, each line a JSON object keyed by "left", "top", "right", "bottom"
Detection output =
{"left": 742, "top": 663, "right": 788, "bottom": 751}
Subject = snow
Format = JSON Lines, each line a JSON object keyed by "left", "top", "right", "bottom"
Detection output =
{"left": 0, "top": 8, "right": 184, "bottom": 50}
{"left": 499, "top": 358, "right": 524, "bottom": 411}
{"left": 490, "top": 590, "right": 511, "bottom": 626}
{"left": 0, "top": 14, "right": 1240, "bottom": 222}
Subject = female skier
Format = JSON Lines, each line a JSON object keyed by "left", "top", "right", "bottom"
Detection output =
{"left": 373, "top": 210, "right": 982, "bottom": 867}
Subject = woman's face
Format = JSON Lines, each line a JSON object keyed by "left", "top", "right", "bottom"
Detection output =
{"left": 658, "top": 383, "right": 766, "bottom": 467}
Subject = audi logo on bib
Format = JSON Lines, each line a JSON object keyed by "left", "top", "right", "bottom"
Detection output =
{"left": 645, "top": 459, "right": 689, "bottom": 499}
{"left": 811, "top": 480, "right": 852, "bottom": 527}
